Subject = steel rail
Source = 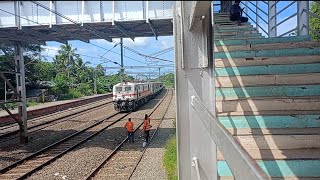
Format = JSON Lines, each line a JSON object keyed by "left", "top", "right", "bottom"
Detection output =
{"left": 0, "top": 111, "right": 123, "bottom": 176}
{"left": 84, "top": 89, "right": 169, "bottom": 180}
{"left": 126, "top": 89, "right": 173, "bottom": 180}
{"left": 0, "top": 100, "right": 113, "bottom": 143}
{"left": 0, "top": 97, "right": 112, "bottom": 130}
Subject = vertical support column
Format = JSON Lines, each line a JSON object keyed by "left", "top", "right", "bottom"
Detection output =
{"left": 158, "top": 67, "right": 161, "bottom": 77}
{"left": 220, "top": 1, "right": 232, "bottom": 13}
{"left": 49, "top": 1, "right": 53, "bottom": 28}
{"left": 268, "top": 1, "right": 277, "bottom": 37}
{"left": 297, "top": 1, "right": 309, "bottom": 36}
{"left": 14, "top": 1, "right": 21, "bottom": 30}
{"left": 14, "top": 44, "right": 28, "bottom": 144}
{"left": 146, "top": 1, "right": 149, "bottom": 23}
{"left": 256, "top": 1, "right": 259, "bottom": 30}
{"left": 81, "top": 0, "right": 85, "bottom": 26}
{"left": 245, "top": 1, "right": 248, "bottom": 15}
{"left": 174, "top": 1, "right": 216, "bottom": 180}
{"left": 120, "top": 38, "right": 124, "bottom": 82}
{"left": 112, "top": 1, "right": 115, "bottom": 25}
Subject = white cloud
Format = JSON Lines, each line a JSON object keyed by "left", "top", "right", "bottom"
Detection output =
{"left": 254, "top": 16, "right": 297, "bottom": 37}
{"left": 159, "top": 36, "right": 173, "bottom": 50}
{"left": 41, "top": 45, "right": 59, "bottom": 58}
{"left": 91, "top": 37, "right": 150, "bottom": 48}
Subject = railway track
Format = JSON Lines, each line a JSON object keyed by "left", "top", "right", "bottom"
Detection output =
{"left": 85, "top": 89, "right": 173, "bottom": 180}
{"left": 0, "top": 111, "right": 128, "bottom": 180}
{"left": 0, "top": 98, "right": 113, "bottom": 144}
{"left": 0, "top": 89, "right": 170, "bottom": 179}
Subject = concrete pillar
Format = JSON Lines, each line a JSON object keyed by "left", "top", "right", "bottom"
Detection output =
{"left": 220, "top": 1, "right": 233, "bottom": 13}
{"left": 174, "top": 2, "right": 216, "bottom": 180}
{"left": 297, "top": 1, "right": 309, "bottom": 36}
{"left": 14, "top": 44, "right": 28, "bottom": 144}
{"left": 268, "top": 1, "right": 277, "bottom": 37}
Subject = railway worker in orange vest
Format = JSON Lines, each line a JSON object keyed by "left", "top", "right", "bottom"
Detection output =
{"left": 142, "top": 114, "right": 152, "bottom": 144}
{"left": 124, "top": 118, "right": 134, "bottom": 143}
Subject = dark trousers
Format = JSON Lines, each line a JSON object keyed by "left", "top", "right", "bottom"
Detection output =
{"left": 230, "top": 15, "right": 248, "bottom": 23}
{"left": 144, "top": 130, "right": 150, "bottom": 143}
{"left": 128, "top": 131, "right": 134, "bottom": 143}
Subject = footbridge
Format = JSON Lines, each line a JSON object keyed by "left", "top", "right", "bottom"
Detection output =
{"left": 0, "top": 1, "right": 174, "bottom": 44}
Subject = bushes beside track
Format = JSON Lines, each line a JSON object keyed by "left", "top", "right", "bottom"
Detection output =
{"left": 163, "top": 134, "right": 178, "bottom": 180}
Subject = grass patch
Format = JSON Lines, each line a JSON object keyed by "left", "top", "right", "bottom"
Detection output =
{"left": 163, "top": 134, "right": 178, "bottom": 180}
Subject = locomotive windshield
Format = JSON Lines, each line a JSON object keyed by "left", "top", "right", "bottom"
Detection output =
{"left": 125, "top": 87, "right": 131, "bottom": 91}
{"left": 116, "top": 87, "right": 122, "bottom": 92}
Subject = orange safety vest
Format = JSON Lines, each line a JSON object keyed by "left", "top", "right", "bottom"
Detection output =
{"left": 125, "top": 121, "right": 134, "bottom": 132}
{"left": 143, "top": 119, "right": 152, "bottom": 131}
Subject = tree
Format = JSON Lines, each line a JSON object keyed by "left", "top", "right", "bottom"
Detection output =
{"left": 310, "top": 2, "right": 320, "bottom": 40}
{"left": 0, "top": 43, "right": 42, "bottom": 99}
{"left": 157, "top": 73, "right": 175, "bottom": 88}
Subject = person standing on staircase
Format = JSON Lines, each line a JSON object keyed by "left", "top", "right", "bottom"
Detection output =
{"left": 229, "top": 0, "right": 248, "bottom": 25}
{"left": 124, "top": 118, "right": 134, "bottom": 143}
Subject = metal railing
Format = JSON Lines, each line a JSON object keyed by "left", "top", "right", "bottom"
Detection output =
{"left": 190, "top": 95, "right": 269, "bottom": 179}
{"left": 213, "top": 1, "right": 320, "bottom": 38}
{"left": 240, "top": 1, "right": 319, "bottom": 38}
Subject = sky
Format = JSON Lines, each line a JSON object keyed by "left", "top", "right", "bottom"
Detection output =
{"left": 40, "top": 1, "right": 299, "bottom": 78}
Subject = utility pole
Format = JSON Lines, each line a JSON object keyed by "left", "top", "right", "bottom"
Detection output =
{"left": 120, "top": 38, "right": 124, "bottom": 82}
{"left": 4, "top": 80, "right": 6, "bottom": 108}
{"left": 15, "top": 44, "right": 28, "bottom": 144}
{"left": 158, "top": 67, "right": 161, "bottom": 78}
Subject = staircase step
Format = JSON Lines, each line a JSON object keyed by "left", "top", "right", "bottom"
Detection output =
{"left": 215, "top": 55, "right": 320, "bottom": 68}
{"left": 217, "top": 149, "right": 320, "bottom": 160}
{"left": 214, "top": 22, "right": 251, "bottom": 26}
{"left": 216, "top": 85, "right": 320, "bottom": 100}
{"left": 214, "top": 30, "right": 259, "bottom": 36}
{"left": 214, "top": 35, "right": 311, "bottom": 46}
{"left": 218, "top": 115, "right": 320, "bottom": 129}
{"left": 215, "top": 73, "right": 320, "bottom": 88}
{"left": 216, "top": 96, "right": 320, "bottom": 113}
{"left": 214, "top": 41, "right": 320, "bottom": 52}
{"left": 218, "top": 160, "right": 320, "bottom": 178}
{"left": 235, "top": 134, "right": 320, "bottom": 150}
{"left": 226, "top": 128, "right": 320, "bottom": 136}
{"left": 218, "top": 110, "right": 320, "bottom": 116}
{"left": 215, "top": 47, "right": 320, "bottom": 59}
{"left": 214, "top": 33, "right": 263, "bottom": 39}
{"left": 214, "top": 27, "right": 257, "bottom": 33}
{"left": 215, "top": 35, "right": 264, "bottom": 40}
{"left": 215, "top": 63, "right": 320, "bottom": 77}
{"left": 214, "top": 24, "right": 254, "bottom": 30}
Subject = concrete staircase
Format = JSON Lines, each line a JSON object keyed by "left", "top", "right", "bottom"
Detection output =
{"left": 214, "top": 13, "right": 320, "bottom": 179}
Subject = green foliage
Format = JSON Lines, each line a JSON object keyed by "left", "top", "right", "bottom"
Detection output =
{"left": 163, "top": 134, "right": 178, "bottom": 180}
{"left": 33, "top": 60, "right": 56, "bottom": 81}
{"left": 52, "top": 73, "right": 69, "bottom": 95}
{"left": 310, "top": 2, "right": 320, "bottom": 41}
{"left": 0, "top": 42, "right": 137, "bottom": 102}
{"left": 61, "top": 89, "right": 82, "bottom": 100}
{"left": 157, "top": 73, "right": 175, "bottom": 88}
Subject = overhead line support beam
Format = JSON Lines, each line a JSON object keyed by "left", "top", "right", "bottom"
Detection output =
{"left": 114, "top": 21, "right": 135, "bottom": 41}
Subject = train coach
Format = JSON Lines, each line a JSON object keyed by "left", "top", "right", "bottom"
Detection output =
{"left": 112, "top": 81, "right": 163, "bottom": 112}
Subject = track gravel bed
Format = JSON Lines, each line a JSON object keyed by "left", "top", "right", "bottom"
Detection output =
{"left": 88, "top": 90, "right": 173, "bottom": 180}
{"left": 130, "top": 90, "right": 176, "bottom": 180}
{"left": 26, "top": 90, "right": 168, "bottom": 180}
{"left": 0, "top": 103, "right": 116, "bottom": 169}
{"left": 0, "top": 98, "right": 112, "bottom": 135}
